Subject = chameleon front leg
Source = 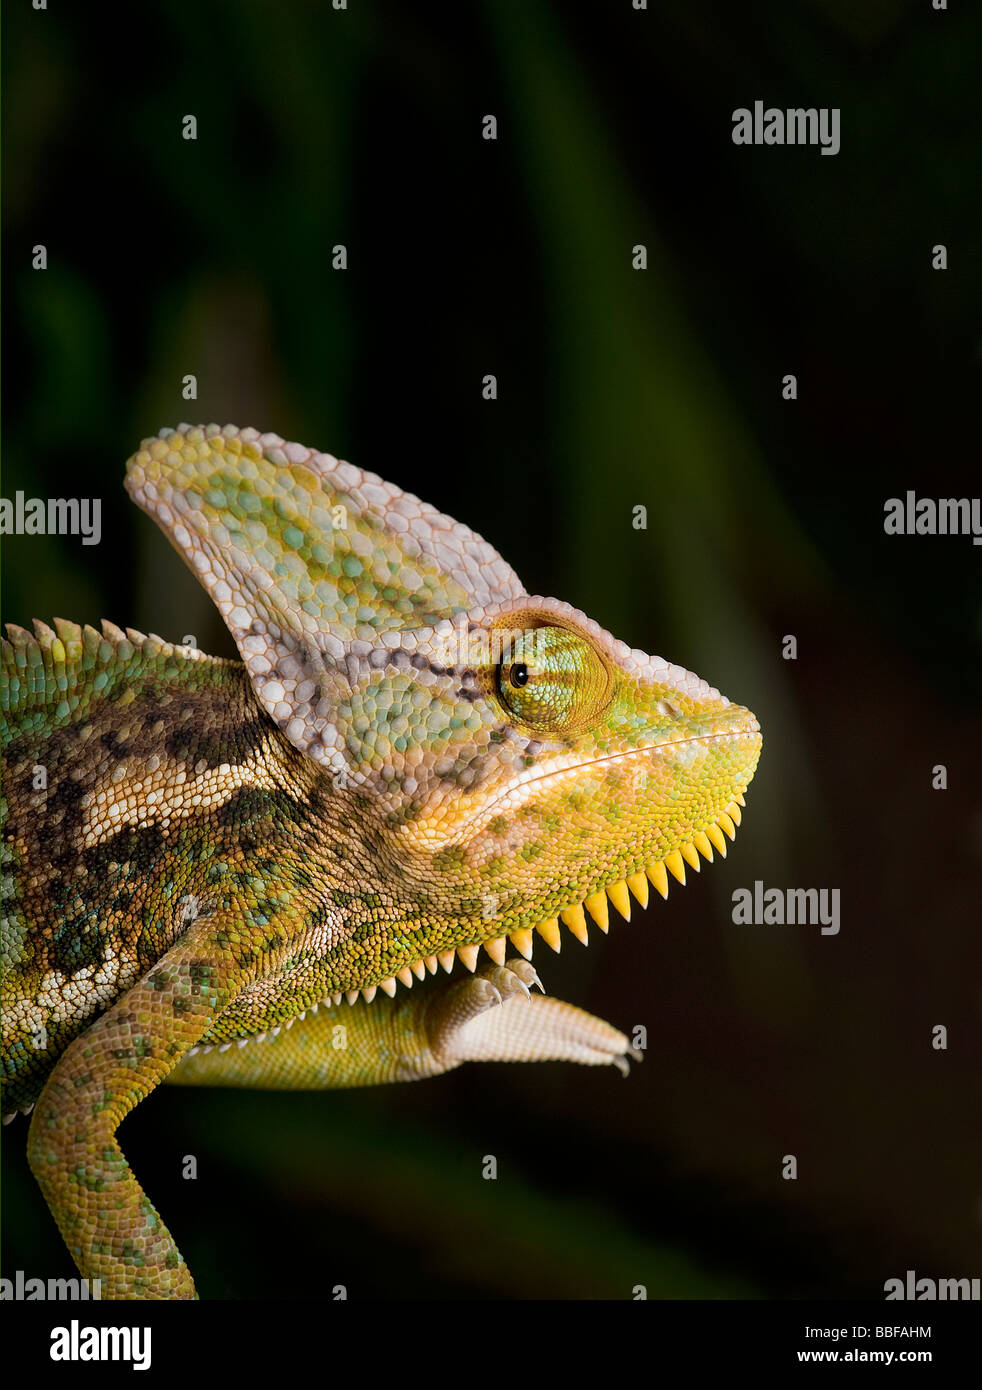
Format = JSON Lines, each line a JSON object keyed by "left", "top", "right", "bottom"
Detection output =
{"left": 26, "top": 910, "right": 270, "bottom": 1300}
{"left": 168, "top": 960, "right": 641, "bottom": 1091}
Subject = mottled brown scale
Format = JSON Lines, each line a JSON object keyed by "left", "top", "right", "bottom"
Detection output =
{"left": 1, "top": 650, "right": 336, "bottom": 1111}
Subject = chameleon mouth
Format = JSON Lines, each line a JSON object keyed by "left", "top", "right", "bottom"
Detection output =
{"left": 181, "top": 792, "right": 750, "bottom": 1057}
{"left": 399, "top": 722, "right": 762, "bottom": 855}
{"left": 328, "top": 792, "right": 749, "bottom": 1007}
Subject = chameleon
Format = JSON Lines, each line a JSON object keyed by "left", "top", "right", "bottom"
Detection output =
{"left": 1, "top": 423, "right": 762, "bottom": 1299}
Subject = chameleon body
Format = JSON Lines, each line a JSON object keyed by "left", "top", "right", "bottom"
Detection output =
{"left": 1, "top": 424, "right": 761, "bottom": 1298}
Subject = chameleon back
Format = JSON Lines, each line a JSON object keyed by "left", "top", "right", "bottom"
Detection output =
{"left": 1, "top": 621, "right": 296, "bottom": 1115}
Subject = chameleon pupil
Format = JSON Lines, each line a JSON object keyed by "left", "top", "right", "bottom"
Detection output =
{"left": 510, "top": 663, "right": 529, "bottom": 687}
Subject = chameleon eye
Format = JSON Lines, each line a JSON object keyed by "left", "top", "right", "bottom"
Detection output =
{"left": 494, "top": 626, "right": 610, "bottom": 733}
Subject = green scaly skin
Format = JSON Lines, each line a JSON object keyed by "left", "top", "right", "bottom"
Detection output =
{"left": 1, "top": 424, "right": 761, "bottom": 1298}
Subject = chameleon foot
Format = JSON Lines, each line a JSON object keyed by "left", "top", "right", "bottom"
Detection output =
{"left": 168, "top": 959, "right": 639, "bottom": 1091}
{"left": 425, "top": 958, "right": 641, "bottom": 1075}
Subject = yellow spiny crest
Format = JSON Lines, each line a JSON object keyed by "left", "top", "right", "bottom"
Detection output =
{"left": 332, "top": 804, "right": 750, "bottom": 1003}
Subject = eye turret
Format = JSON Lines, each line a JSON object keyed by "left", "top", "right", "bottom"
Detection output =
{"left": 494, "top": 626, "right": 610, "bottom": 734}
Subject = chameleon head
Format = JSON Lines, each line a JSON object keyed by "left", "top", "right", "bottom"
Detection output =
{"left": 126, "top": 425, "right": 761, "bottom": 976}
{"left": 352, "top": 594, "right": 761, "bottom": 954}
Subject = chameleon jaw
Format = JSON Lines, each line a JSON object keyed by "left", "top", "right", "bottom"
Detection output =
{"left": 181, "top": 790, "right": 751, "bottom": 1063}
{"left": 330, "top": 793, "right": 748, "bottom": 1007}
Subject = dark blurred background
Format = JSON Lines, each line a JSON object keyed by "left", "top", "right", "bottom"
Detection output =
{"left": 3, "top": 0, "right": 980, "bottom": 1299}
